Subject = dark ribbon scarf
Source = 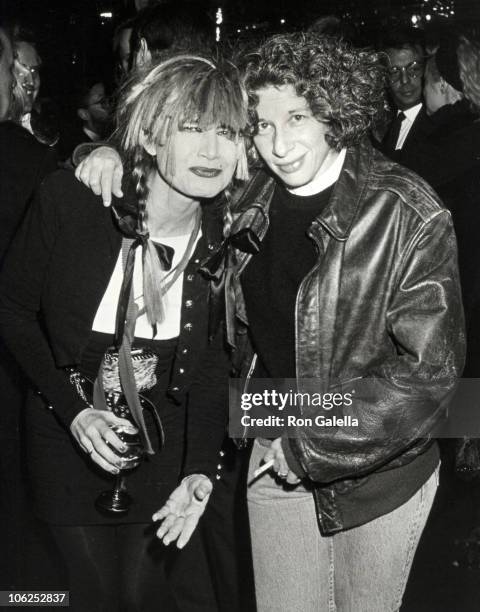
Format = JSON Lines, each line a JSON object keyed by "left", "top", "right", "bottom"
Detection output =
{"left": 93, "top": 204, "right": 174, "bottom": 454}
{"left": 199, "top": 227, "right": 261, "bottom": 342}
{"left": 114, "top": 236, "right": 174, "bottom": 347}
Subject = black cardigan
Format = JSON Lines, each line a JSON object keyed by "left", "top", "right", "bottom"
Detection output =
{"left": 0, "top": 169, "right": 230, "bottom": 477}
{"left": 0, "top": 121, "right": 57, "bottom": 261}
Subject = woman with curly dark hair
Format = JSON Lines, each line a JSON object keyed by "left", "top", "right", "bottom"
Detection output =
{"left": 230, "top": 33, "right": 461, "bottom": 612}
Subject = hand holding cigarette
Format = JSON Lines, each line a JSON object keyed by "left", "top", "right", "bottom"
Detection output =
{"left": 249, "top": 458, "right": 275, "bottom": 484}
{"left": 248, "top": 438, "right": 302, "bottom": 486}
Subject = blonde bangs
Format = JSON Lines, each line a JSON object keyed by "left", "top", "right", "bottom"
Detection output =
{"left": 180, "top": 67, "right": 248, "bottom": 134}
{"left": 116, "top": 54, "right": 248, "bottom": 181}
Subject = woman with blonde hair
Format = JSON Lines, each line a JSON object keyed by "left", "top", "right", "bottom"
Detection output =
{"left": 0, "top": 54, "right": 248, "bottom": 611}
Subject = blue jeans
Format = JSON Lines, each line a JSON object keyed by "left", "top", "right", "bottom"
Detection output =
{"left": 247, "top": 439, "right": 438, "bottom": 612}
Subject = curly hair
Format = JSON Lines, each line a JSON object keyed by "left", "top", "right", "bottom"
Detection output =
{"left": 457, "top": 36, "right": 480, "bottom": 112}
{"left": 244, "top": 33, "right": 388, "bottom": 150}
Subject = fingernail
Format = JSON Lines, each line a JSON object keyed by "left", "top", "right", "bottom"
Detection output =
{"left": 113, "top": 468, "right": 120, "bottom": 474}
{"left": 104, "top": 201, "right": 111, "bottom": 207}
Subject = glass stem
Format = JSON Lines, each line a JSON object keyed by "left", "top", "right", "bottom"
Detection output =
{"left": 114, "top": 473, "right": 126, "bottom": 494}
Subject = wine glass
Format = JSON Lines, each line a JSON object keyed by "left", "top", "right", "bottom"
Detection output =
{"left": 95, "top": 424, "right": 145, "bottom": 515}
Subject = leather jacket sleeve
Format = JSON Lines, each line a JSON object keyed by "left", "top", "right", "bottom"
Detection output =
{"left": 285, "top": 210, "right": 465, "bottom": 484}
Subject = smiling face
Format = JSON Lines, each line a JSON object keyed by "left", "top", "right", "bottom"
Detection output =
{"left": 252, "top": 84, "right": 336, "bottom": 189}
{"left": 144, "top": 123, "right": 241, "bottom": 200}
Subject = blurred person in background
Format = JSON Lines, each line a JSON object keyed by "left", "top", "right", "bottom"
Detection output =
{"left": 0, "top": 21, "right": 57, "bottom": 263}
{"left": 113, "top": 17, "right": 136, "bottom": 84}
{"left": 9, "top": 20, "right": 59, "bottom": 147}
{"left": 13, "top": 30, "right": 41, "bottom": 125}
{"left": 130, "top": 2, "right": 213, "bottom": 70}
{"left": 0, "top": 20, "right": 58, "bottom": 591}
{"left": 76, "top": 81, "right": 111, "bottom": 142}
{"left": 307, "top": 14, "right": 358, "bottom": 45}
{"left": 59, "top": 80, "right": 113, "bottom": 163}
{"left": 379, "top": 26, "right": 432, "bottom": 160}
{"left": 73, "top": 3, "right": 214, "bottom": 163}
{"left": 0, "top": 22, "right": 14, "bottom": 122}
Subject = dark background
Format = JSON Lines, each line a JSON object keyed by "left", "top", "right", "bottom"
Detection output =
{"left": 2, "top": 0, "right": 480, "bottom": 104}
{"left": 2, "top": 2, "right": 480, "bottom": 608}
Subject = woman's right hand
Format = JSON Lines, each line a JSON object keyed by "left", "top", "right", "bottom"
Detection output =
{"left": 70, "top": 408, "right": 136, "bottom": 474}
{"left": 74, "top": 146, "right": 124, "bottom": 207}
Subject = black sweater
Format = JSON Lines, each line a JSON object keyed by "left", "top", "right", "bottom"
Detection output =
{"left": 0, "top": 121, "right": 57, "bottom": 261}
{"left": 242, "top": 183, "right": 333, "bottom": 379}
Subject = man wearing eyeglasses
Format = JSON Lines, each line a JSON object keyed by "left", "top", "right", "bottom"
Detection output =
{"left": 59, "top": 81, "right": 113, "bottom": 164}
{"left": 381, "top": 28, "right": 432, "bottom": 158}
{"left": 77, "top": 82, "right": 111, "bottom": 142}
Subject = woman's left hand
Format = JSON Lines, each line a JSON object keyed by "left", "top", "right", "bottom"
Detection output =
{"left": 152, "top": 474, "right": 213, "bottom": 549}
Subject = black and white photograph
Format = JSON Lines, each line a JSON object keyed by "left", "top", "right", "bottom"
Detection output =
{"left": 1, "top": 0, "right": 480, "bottom": 610}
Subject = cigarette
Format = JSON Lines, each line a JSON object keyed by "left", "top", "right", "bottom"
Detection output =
{"left": 248, "top": 459, "right": 275, "bottom": 485}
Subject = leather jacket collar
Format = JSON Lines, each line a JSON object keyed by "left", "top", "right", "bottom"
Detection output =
{"left": 231, "top": 139, "right": 374, "bottom": 250}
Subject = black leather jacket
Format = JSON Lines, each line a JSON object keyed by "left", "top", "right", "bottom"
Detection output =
{"left": 223, "top": 139, "right": 465, "bottom": 534}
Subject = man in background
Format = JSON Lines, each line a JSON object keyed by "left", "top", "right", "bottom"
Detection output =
{"left": 380, "top": 27, "right": 432, "bottom": 160}
{"left": 130, "top": 2, "right": 213, "bottom": 69}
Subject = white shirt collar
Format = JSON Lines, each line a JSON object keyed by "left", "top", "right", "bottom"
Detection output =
{"left": 21, "top": 113, "right": 33, "bottom": 134}
{"left": 83, "top": 126, "right": 101, "bottom": 142}
{"left": 287, "top": 148, "right": 347, "bottom": 197}
{"left": 401, "top": 103, "right": 422, "bottom": 123}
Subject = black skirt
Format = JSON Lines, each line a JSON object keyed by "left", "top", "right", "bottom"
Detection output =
{"left": 26, "top": 332, "right": 186, "bottom": 525}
